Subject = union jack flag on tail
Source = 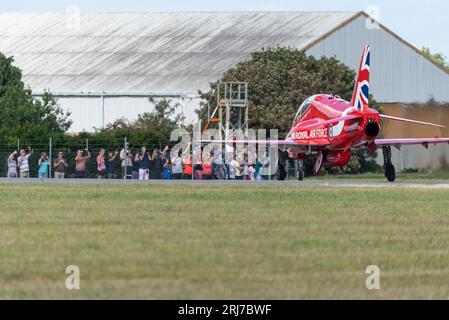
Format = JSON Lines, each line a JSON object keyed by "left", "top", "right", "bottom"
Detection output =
{"left": 350, "top": 45, "right": 371, "bottom": 110}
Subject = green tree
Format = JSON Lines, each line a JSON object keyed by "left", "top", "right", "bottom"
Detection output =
{"left": 198, "top": 47, "right": 357, "bottom": 137}
{"left": 197, "top": 47, "right": 380, "bottom": 174}
{"left": 422, "top": 47, "right": 449, "bottom": 71}
{"left": 0, "top": 53, "right": 72, "bottom": 140}
{"left": 97, "top": 98, "right": 184, "bottom": 147}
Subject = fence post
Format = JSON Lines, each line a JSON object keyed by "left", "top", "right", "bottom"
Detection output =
{"left": 124, "top": 137, "right": 127, "bottom": 179}
{"left": 191, "top": 137, "right": 194, "bottom": 180}
{"left": 49, "top": 137, "right": 52, "bottom": 179}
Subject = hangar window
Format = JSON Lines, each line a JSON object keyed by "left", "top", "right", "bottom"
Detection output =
{"left": 294, "top": 96, "right": 316, "bottom": 124}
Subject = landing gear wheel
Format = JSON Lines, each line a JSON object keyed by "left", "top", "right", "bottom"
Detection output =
{"left": 385, "top": 163, "right": 396, "bottom": 182}
{"left": 297, "top": 169, "right": 305, "bottom": 181}
{"left": 382, "top": 146, "right": 396, "bottom": 182}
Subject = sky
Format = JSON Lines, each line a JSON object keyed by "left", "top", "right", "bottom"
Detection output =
{"left": 1, "top": 0, "right": 448, "bottom": 58}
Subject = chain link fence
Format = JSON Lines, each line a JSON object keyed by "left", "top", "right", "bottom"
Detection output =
{"left": 1, "top": 137, "right": 173, "bottom": 179}
{"left": 2, "top": 136, "right": 289, "bottom": 180}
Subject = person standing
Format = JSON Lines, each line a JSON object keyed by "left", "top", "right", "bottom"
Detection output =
{"left": 202, "top": 152, "right": 213, "bottom": 180}
{"left": 38, "top": 152, "right": 49, "bottom": 178}
{"left": 106, "top": 150, "right": 118, "bottom": 179}
{"left": 150, "top": 149, "right": 163, "bottom": 180}
{"left": 18, "top": 148, "right": 32, "bottom": 178}
{"left": 171, "top": 150, "right": 183, "bottom": 180}
{"left": 120, "top": 142, "right": 133, "bottom": 179}
{"left": 96, "top": 148, "right": 107, "bottom": 179}
{"left": 255, "top": 154, "right": 264, "bottom": 180}
{"left": 132, "top": 153, "right": 140, "bottom": 180}
{"left": 137, "top": 146, "right": 150, "bottom": 180}
{"left": 7, "top": 151, "right": 18, "bottom": 178}
{"left": 230, "top": 156, "right": 241, "bottom": 180}
{"left": 242, "top": 157, "right": 250, "bottom": 180}
{"left": 75, "top": 149, "right": 91, "bottom": 178}
{"left": 228, "top": 161, "right": 236, "bottom": 180}
{"left": 161, "top": 148, "right": 172, "bottom": 180}
{"left": 248, "top": 164, "right": 255, "bottom": 181}
{"left": 277, "top": 162, "right": 287, "bottom": 181}
{"left": 213, "top": 153, "right": 225, "bottom": 180}
{"left": 54, "top": 152, "right": 68, "bottom": 179}
{"left": 182, "top": 153, "right": 193, "bottom": 180}
{"left": 193, "top": 148, "right": 203, "bottom": 180}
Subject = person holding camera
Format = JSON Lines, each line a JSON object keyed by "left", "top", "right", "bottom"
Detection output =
{"left": 54, "top": 152, "right": 68, "bottom": 179}
{"left": 38, "top": 152, "right": 49, "bottom": 178}
{"left": 96, "top": 148, "right": 107, "bottom": 179}
{"left": 161, "top": 146, "right": 172, "bottom": 180}
{"left": 182, "top": 153, "right": 193, "bottom": 180}
{"left": 137, "top": 146, "right": 150, "bottom": 180}
{"left": 106, "top": 150, "right": 119, "bottom": 179}
{"left": 18, "top": 147, "right": 32, "bottom": 178}
{"left": 120, "top": 142, "right": 133, "bottom": 179}
{"left": 171, "top": 150, "right": 182, "bottom": 180}
{"left": 7, "top": 151, "right": 18, "bottom": 178}
{"left": 75, "top": 149, "right": 91, "bottom": 179}
{"left": 150, "top": 148, "right": 163, "bottom": 180}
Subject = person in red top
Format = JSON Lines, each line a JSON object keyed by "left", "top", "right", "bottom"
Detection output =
{"left": 193, "top": 149, "right": 203, "bottom": 180}
{"left": 202, "top": 152, "right": 213, "bottom": 180}
{"left": 182, "top": 153, "right": 193, "bottom": 180}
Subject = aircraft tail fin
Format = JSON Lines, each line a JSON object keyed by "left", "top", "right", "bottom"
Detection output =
{"left": 350, "top": 45, "right": 371, "bottom": 111}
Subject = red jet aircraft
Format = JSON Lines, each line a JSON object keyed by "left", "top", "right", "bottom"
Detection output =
{"left": 204, "top": 45, "right": 449, "bottom": 181}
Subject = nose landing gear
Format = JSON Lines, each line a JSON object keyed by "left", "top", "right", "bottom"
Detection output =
{"left": 382, "top": 146, "right": 396, "bottom": 182}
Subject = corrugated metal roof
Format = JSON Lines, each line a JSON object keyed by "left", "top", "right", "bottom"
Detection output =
{"left": 0, "top": 11, "right": 357, "bottom": 95}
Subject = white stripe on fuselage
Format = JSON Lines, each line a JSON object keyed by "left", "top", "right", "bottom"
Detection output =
{"left": 332, "top": 106, "right": 357, "bottom": 137}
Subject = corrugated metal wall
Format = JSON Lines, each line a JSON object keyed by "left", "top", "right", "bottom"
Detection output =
{"left": 0, "top": 12, "right": 355, "bottom": 95}
{"left": 56, "top": 96, "right": 200, "bottom": 132}
{"left": 306, "top": 15, "right": 449, "bottom": 104}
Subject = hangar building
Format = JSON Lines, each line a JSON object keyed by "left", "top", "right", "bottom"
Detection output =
{"left": 0, "top": 11, "right": 448, "bottom": 169}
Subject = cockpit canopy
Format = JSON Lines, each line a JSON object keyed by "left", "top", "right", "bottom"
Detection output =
{"left": 293, "top": 95, "right": 317, "bottom": 124}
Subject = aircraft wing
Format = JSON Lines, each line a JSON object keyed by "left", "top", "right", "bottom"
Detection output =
{"left": 198, "top": 139, "right": 329, "bottom": 148}
{"left": 375, "top": 138, "right": 449, "bottom": 149}
{"left": 379, "top": 115, "right": 445, "bottom": 128}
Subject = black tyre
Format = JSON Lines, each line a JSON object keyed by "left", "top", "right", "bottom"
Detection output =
{"left": 385, "top": 163, "right": 396, "bottom": 182}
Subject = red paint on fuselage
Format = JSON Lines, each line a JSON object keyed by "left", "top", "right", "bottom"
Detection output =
{"left": 287, "top": 94, "right": 380, "bottom": 165}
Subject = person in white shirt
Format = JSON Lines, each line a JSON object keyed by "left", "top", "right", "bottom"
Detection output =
{"left": 120, "top": 142, "right": 133, "bottom": 179}
{"left": 230, "top": 157, "right": 241, "bottom": 180}
{"left": 171, "top": 151, "right": 183, "bottom": 179}
{"left": 248, "top": 165, "right": 255, "bottom": 181}
{"left": 7, "top": 151, "right": 18, "bottom": 178}
{"left": 18, "top": 148, "right": 32, "bottom": 178}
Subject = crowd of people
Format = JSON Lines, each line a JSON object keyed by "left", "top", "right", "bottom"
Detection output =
{"left": 5, "top": 142, "right": 286, "bottom": 180}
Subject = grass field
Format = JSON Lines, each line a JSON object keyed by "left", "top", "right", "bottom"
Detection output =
{"left": 310, "top": 170, "right": 449, "bottom": 182}
{"left": 1, "top": 182, "right": 449, "bottom": 299}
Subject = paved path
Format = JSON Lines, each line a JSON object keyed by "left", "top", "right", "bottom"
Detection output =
{"left": 0, "top": 178, "right": 448, "bottom": 188}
